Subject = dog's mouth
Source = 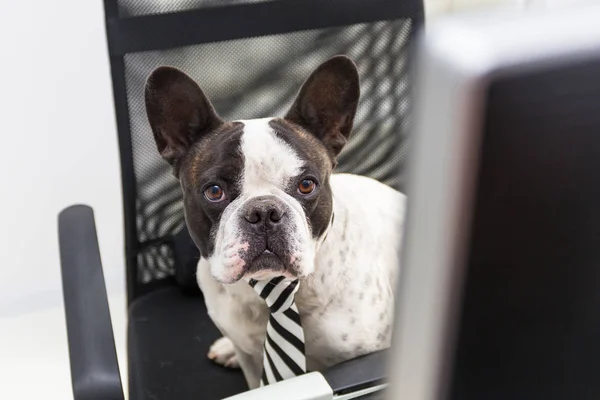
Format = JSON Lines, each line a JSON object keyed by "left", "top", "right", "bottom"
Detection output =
{"left": 249, "top": 248, "right": 284, "bottom": 270}
{"left": 243, "top": 246, "right": 296, "bottom": 281}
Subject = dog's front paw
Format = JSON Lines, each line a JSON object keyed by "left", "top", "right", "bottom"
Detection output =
{"left": 208, "top": 337, "right": 240, "bottom": 369}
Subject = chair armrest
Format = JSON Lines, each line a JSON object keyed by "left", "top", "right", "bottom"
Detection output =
{"left": 58, "top": 205, "right": 125, "bottom": 400}
{"left": 321, "top": 349, "right": 388, "bottom": 395}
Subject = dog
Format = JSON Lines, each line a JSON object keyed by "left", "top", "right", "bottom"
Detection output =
{"left": 145, "top": 55, "right": 406, "bottom": 390}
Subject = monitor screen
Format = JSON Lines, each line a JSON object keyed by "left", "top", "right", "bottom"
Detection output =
{"left": 450, "top": 51, "right": 600, "bottom": 400}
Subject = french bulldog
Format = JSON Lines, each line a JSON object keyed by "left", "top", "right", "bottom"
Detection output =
{"left": 145, "top": 55, "right": 406, "bottom": 390}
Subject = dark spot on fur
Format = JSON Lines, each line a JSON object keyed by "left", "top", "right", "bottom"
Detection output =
{"left": 379, "top": 312, "right": 386, "bottom": 321}
{"left": 377, "top": 333, "right": 385, "bottom": 341}
{"left": 320, "top": 298, "right": 334, "bottom": 316}
{"left": 312, "top": 333, "right": 322, "bottom": 343}
{"left": 321, "top": 274, "right": 326, "bottom": 284}
{"left": 341, "top": 333, "right": 348, "bottom": 341}
{"left": 384, "top": 324, "right": 391, "bottom": 334}
{"left": 359, "top": 292, "right": 364, "bottom": 300}
{"left": 350, "top": 317, "right": 356, "bottom": 325}
{"left": 340, "top": 250, "right": 346, "bottom": 263}
{"left": 341, "top": 212, "right": 349, "bottom": 242}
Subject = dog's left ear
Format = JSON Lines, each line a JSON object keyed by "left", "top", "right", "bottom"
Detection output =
{"left": 285, "top": 55, "right": 360, "bottom": 157}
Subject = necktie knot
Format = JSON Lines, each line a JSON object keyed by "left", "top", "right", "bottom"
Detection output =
{"left": 249, "top": 276, "right": 299, "bottom": 315}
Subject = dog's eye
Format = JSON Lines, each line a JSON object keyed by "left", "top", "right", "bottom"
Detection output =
{"left": 204, "top": 185, "right": 226, "bottom": 202}
{"left": 298, "top": 179, "right": 316, "bottom": 195}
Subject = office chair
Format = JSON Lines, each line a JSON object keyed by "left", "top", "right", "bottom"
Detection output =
{"left": 58, "top": 1, "right": 424, "bottom": 399}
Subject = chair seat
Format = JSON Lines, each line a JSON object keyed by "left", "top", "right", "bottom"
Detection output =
{"left": 128, "top": 286, "right": 248, "bottom": 400}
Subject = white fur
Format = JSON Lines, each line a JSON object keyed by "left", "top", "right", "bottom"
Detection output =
{"left": 238, "top": 118, "right": 303, "bottom": 192}
{"left": 207, "top": 336, "right": 239, "bottom": 368}
{"left": 197, "top": 118, "right": 406, "bottom": 390}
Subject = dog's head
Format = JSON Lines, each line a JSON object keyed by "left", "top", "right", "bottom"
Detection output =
{"left": 145, "top": 56, "right": 359, "bottom": 284}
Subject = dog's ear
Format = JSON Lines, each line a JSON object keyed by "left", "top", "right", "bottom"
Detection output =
{"left": 285, "top": 55, "right": 360, "bottom": 157}
{"left": 145, "top": 66, "right": 223, "bottom": 168}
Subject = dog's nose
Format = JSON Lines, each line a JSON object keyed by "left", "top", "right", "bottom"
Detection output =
{"left": 242, "top": 196, "right": 285, "bottom": 227}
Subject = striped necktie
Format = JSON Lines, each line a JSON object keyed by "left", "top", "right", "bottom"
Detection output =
{"left": 249, "top": 276, "right": 307, "bottom": 386}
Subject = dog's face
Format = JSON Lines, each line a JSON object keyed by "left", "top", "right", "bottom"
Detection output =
{"left": 145, "top": 56, "right": 359, "bottom": 284}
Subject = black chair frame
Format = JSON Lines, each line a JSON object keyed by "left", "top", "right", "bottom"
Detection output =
{"left": 58, "top": 1, "right": 424, "bottom": 399}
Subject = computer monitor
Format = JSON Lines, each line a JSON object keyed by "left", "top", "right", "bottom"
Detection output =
{"left": 389, "top": 3, "right": 600, "bottom": 400}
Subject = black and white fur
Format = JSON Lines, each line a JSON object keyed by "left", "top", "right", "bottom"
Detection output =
{"left": 145, "top": 56, "right": 406, "bottom": 390}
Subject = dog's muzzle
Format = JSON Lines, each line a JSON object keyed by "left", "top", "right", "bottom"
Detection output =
{"left": 237, "top": 195, "right": 299, "bottom": 277}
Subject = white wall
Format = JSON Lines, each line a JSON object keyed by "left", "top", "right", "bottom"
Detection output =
{"left": 425, "top": 0, "right": 584, "bottom": 15}
{"left": 0, "top": 1, "right": 127, "bottom": 398}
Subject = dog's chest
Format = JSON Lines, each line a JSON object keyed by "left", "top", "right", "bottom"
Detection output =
{"left": 296, "top": 239, "right": 399, "bottom": 370}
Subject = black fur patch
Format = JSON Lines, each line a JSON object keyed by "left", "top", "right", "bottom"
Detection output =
{"left": 269, "top": 118, "right": 334, "bottom": 239}
{"left": 180, "top": 122, "right": 245, "bottom": 258}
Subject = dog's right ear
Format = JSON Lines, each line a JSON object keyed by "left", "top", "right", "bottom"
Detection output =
{"left": 145, "top": 67, "right": 223, "bottom": 169}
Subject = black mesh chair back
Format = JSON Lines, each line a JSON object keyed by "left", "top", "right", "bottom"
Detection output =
{"left": 104, "top": 0, "right": 424, "bottom": 304}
